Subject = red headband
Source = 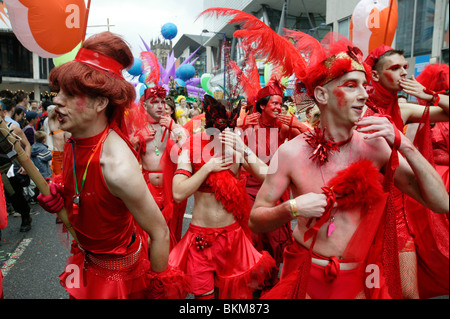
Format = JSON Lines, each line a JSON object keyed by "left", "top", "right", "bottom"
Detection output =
{"left": 75, "top": 48, "right": 124, "bottom": 79}
{"left": 144, "top": 86, "right": 167, "bottom": 101}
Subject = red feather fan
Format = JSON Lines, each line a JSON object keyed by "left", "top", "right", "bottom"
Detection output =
{"left": 198, "top": 8, "right": 308, "bottom": 80}
{"left": 227, "top": 45, "right": 261, "bottom": 108}
{"left": 140, "top": 51, "right": 160, "bottom": 87}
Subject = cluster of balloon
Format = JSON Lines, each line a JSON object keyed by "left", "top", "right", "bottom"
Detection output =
{"left": 4, "top": 0, "right": 87, "bottom": 59}
{"left": 129, "top": 24, "right": 208, "bottom": 100}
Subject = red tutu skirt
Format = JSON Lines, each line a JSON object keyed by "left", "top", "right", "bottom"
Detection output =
{"left": 60, "top": 236, "right": 151, "bottom": 299}
{"left": 60, "top": 234, "right": 189, "bottom": 299}
{"left": 169, "top": 222, "right": 276, "bottom": 299}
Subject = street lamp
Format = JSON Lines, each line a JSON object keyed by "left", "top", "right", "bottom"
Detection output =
{"left": 202, "top": 29, "right": 227, "bottom": 93}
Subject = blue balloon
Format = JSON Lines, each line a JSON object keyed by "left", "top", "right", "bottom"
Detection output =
{"left": 176, "top": 64, "right": 196, "bottom": 81}
{"left": 128, "top": 58, "right": 143, "bottom": 76}
{"left": 139, "top": 72, "right": 149, "bottom": 83}
{"left": 139, "top": 84, "right": 146, "bottom": 97}
{"left": 161, "top": 23, "right": 178, "bottom": 40}
{"left": 175, "top": 78, "right": 186, "bottom": 87}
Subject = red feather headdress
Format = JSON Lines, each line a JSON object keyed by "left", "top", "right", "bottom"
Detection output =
{"left": 284, "top": 31, "right": 371, "bottom": 98}
{"left": 140, "top": 51, "right": 166, "bottom": 102}
{"left": 227, "top": 44, "right": 261, "bottom": 109}
{"left": 198, "top": 8, "right": 308, "bottom": 80}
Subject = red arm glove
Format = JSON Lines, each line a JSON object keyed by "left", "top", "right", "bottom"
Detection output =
{"left": 37, "top": 182, "right": 64, "bottom": 214}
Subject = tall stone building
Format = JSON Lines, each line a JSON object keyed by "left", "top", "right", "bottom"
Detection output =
{"left": 150, "top": 38, "right": 173, "bottom": 69}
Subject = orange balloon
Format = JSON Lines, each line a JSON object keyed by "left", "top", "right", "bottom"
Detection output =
{"left": 368, "top": 1, "right": 398, "bottom": 54}
{"left": 350, "top": 0, "right": 398, "bottom": 58}
{"left": 5, "top": 0, "right": 86, "bottom": 57}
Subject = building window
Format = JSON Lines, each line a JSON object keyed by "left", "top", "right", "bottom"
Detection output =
{"left": 396, "top": 0, "right": 415, "bottom": 58}
{"left": 413, "top": 0, "right": 436, "bottom": 56}
{"left": 397, "top": 0, "right": 437, "bottom": 58}
{"left": 0, "top": 32, "right": 32, "bottom": 78}
{"left": 338, "top": 17, "right": 351, "bottom": 40}
{"left": 443, "top": 0, "right": 449, "bottom": 63}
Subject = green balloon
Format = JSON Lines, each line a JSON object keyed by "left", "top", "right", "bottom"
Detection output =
{"left": 53, "top": 42, "right": 82, "bottom": 67}
{"left": 201, "top": 74, "right": 213, "bottom": 95}
{"left": 264, "top": 63, "right": 272, "bottom": 86}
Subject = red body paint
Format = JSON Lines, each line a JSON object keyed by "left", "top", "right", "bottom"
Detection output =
{"left": 333, "top": 87, "right": 347, "bottom": 108}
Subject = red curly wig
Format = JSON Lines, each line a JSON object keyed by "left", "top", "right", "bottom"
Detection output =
{"left": 49, "top": 32, "right": 136, "bottom": 124}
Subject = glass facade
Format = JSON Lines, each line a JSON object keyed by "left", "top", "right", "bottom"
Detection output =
{"left": 413, "top": 0, "right": 436, "bottom": 56}
{"left": 396, "top": 0, "right": 437, "bottom": 58}
{"left": 0, "top": 31, "right": 32, "bottom": 78}
{"left": 442, "top": 0, "right": 449, "bottom": 63}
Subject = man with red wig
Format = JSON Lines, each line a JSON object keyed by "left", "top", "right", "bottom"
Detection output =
{"left": 37, "top": 32, "right": 187, "bottom": 299}
{"left": 250, "top": 37, "right": 448, "bottom": 299}
{"left": 364, "top": 46, "right": 449, "bottom": 298}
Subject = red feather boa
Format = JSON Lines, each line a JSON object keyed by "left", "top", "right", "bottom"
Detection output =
{"left": 328, "top": 159, "right": 384, "bottom": 215}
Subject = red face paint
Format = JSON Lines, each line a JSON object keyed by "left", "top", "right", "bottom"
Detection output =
{"left": 386, "top": 63, "right": 408, "bottom": 71}
{"left": 333, "top": 87, "right": 347, "bottom": 108}
{"left": 383, "top": 70, "right": 395, "bottom": 83}
{"left": 75, "top": 96, "right": 87, "bottom": 112}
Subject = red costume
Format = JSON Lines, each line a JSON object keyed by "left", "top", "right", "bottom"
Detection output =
{"left": 48, "top": 39, "right": 188, "bottom": 299}
{"left": 263, "top": 159, "right": 399, "bottom": 299}
{"left": 264, "top": 33, "right": 403, "bottom": 298}
{"left": 402, "top": 63, "right": 449, "bottom": 298}
{"left": 364, "top": 46, "right": 416, "bottom": 258}
{"left": 170, "top": 222, "right": 275, "bottom": 299}
{"left": 169, "top": 97, "right": 277, "bottom": 298}
{"left": 131, "top": 73, "right": 188, "bottom": 250}
{"left": 59, "top": 126, "right": 151, "bottom": 298}
{"left": 240, "top": 81, "right": 296, "bottom": 276}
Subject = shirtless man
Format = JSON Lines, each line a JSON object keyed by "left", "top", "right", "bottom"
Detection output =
{"left": 250, "top": 46, "right": 448, "bottom": 299}
{"left": 365, "top": 46, "right": 449, "bottom": 298}
{"left": 137, "top": 87, "right": 187, "bottom": 245}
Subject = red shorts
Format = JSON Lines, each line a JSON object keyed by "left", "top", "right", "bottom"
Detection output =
{"left": 280, "top": 241, "right": 365, "bottom": 299}
{"left": 169, "top": 222, "right": 276, "bottom": 298}
{"left": 142, "top": 170, "right": 166, "bottom": 209}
